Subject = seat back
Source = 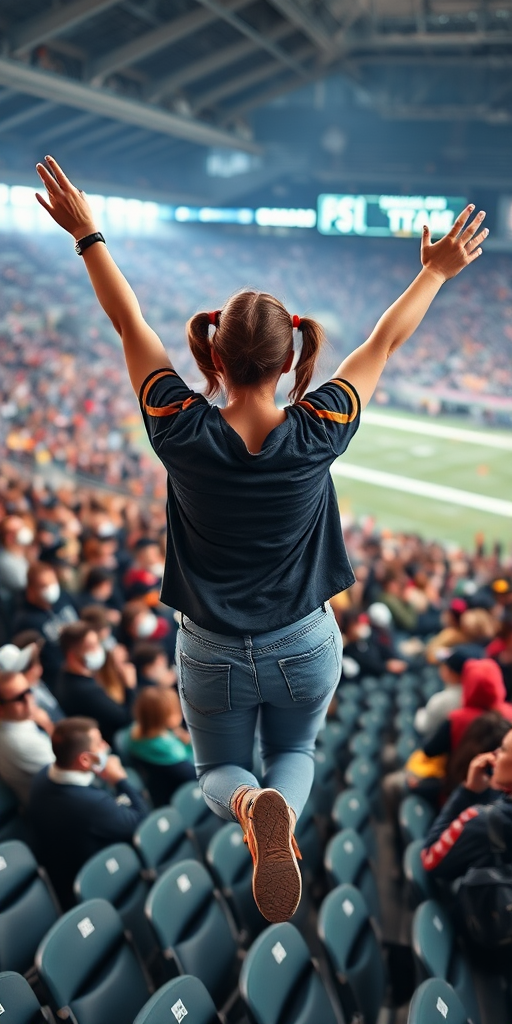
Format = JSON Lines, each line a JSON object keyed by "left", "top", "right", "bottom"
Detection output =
{"left": 336, "top": 701, "right": 361, "bottom": 729}
{"left": 399, "top": 795, "right": 435, "bottom": 845}
{"left": 325, "top": 829, "right": 380, "bottom": 921}
{"left": 310, "top": 748, "right": 337, "bottom": 817}
{"left": 349, "top": 730, "right": 381, "bottom": 759}
{"left": 318, "top": 884, "right": 386, "bottom": 1024}
{"left": 413, "top": 902, "right": 481, "bottom": 1024}
{"left": 336, "top": 683, "right": 363, "bottom": 704}
{"left": 358, "top": 709, "right": 386, "bottom": 734}
{"left": 145, "top": 859, "right": 238, "bottom": 1006}
{"left": 0, "top": 970, "right": 49, "bottom": 1024}
{"left": 133, "top": 808, "right": 196, "bottom": 877}
{"left": 239, "top": 922, "right": 340, "bottom": 1024}
{"left": 345, "top": 756, "right": 380, "bottom": 795}
{"left": 408, "top": 978, "right": 469, "bottom": 1024}
{"left": 396, "top": 732, "right": 418, "bottom": 766}
{"left": 74, "top": 843, "right": 154, "bottom": 961}
{"left": 403, "top": 841, "right": 436, "bottom": 907}
{"left": 36, "top": 898, "right": 150, "bottom": 1024}
{"left": 206, "top": 823, "right": 266, "bottom": 941}
{"left": 396, "top": 691, "right": 421, "bottom": 711}
{"left": 294, "top": 797, "right": 324, "bottom": 880}
{"left": 112, "top": 727, "right": 136, "bottom": 767}
{"left": 317, "top": 720, "right": 348, "bottom": 759}
{"left": 170, "top": 782, "right": 222, "bottom": 856}
{"left": 366, "top": 691, "right": 392, "bottom": 712}
{"left": 133, "top": 975, "right": 221, "bottom": 1024}
{"left": 0, "top": 840, "right": 59, "bottom": 975}
{"left": 331, "top": 788, "right": 376, "bottom": 859}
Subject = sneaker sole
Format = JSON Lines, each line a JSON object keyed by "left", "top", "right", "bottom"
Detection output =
{"left": 249, "top": 789, "right": 302, "bottom": 923}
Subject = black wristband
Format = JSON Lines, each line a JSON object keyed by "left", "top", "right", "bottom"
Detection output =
{"left": 75, "top": 232, "right": 105, "bottom": 256}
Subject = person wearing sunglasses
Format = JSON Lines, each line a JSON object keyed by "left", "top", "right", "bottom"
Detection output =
{"left": 0, "top": 666, "right": 55, "bottom": 805}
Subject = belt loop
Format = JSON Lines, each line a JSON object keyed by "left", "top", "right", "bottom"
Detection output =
{"left": 322, "top": 602, "right": 327, "bottom": 613}
{"left": 180, "top": 611, "right": 184, "bottom": 628}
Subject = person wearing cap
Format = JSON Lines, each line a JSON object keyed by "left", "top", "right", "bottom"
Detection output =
{"left": 414, "top": 645, "right": 484, "bottom": 736}
{"left": 11, "top": 631, "right": 64, "bottom": 722}
{"left": 0, "top": 661, "right": 55, "bottom": 804}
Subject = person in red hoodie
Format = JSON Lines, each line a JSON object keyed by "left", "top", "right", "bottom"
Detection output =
{"left": 422, "top": 658, "right": 512, "bottom": 759}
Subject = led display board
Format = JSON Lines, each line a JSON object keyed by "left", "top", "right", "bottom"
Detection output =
{"left": 317, "top": 194, "right": 467, "bottom": 238}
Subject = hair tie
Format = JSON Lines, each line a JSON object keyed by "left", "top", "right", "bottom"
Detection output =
{"left": 208, "top": 310, "right": 220, "bottom": 327}
{"left": 292, "top": 314, "right": 301, "bottom": 329}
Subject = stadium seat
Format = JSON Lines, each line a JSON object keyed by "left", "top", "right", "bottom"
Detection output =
{"left": 395, "top": 731, "right": 419, "bottom": 766}
{"left": 345, "top": 756, "right": 381, "bottom": 803}
{"left": 35, "top": 898, "right": 151, "bottom": 1024}
{"left": 144, "top": 859, "right": 238, "bottom": 1008}
{"left": 394, "top": 710, "right": 416, "bottom": 732}
{"left": 294, "top": 796, "right": 324, "bottom": 882}
{"left": 336, "top": 683, "right": 363, "bottom": 703}
{"left": 331, "top": 788, "right": 376, "bottom": 860}
{"left": 408, "top": 978, "right": 469, "bottom": 1024}
{"left": 170, "top": 781, "right": 223, "bottom": 857}
{"left": 133, "top": 807, "right": 197, "bottom": 879}
{"left": 0, "top": 840, "right": 60, "bottom": 977}
{"left": 361, "top": 677, "right": 380, "bottom": 694}
{"left": 316, "top": 719, "right": 349, "bottom": 763}
{"left": 324, "top": 828, "right": 380, "bottom": 922}
{"left": 112, "top": 726, "right": 136, "bottom": 767}
{"left": 206, "top": 823, "right": 267, "bottom": 943}
{"left": 133, "top": 976, "right": 222, "bottom": 1024}
{"left": 412, "top": 901, "right": 481, "bottom": 1024}
{"left": 239, "top": 921, "right": 341, "bottom": 1024}
{"left": 403, "top": 840, "right": 437, "bottom": 907}
{"left": 0, "top": 970, "right": 53, "bottom": 1024}
{"left": 349, "top": 729, "right": 381, "bottom": 759}
{"left": 399, "top": 795, "right": 435, "bottom": 846}
{"left": 73, "top": 842, "right": 155, "bottom": 962}
{"left": 366, "top": 690, "right": 392, "bottom": 713}
{"left": 336, "top": 701, "right": 361, "bottom": 729}
{"left": 396, "top": 691, "right": 421, "bottom": 711}
{"left": 358, "top": 709, "right": 387, "bottom": 735}
{"left": 310, "top": 747, "right": 338, "bottom": 817}
{"left": 422, "top": 679, "right": 443, "bottom": 701}
{"left": 318, "top": 883, "right": 386, "bottom": 1024}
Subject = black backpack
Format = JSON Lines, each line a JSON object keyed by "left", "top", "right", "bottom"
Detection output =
{"left": 456, "top": 804, "right": 512, "bottom": 947}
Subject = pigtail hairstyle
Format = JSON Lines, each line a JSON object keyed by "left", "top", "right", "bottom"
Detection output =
{"left": 186, "top": 310, "right": 222, "bottom": 399}
{"left": 289, "top": 316, "right": 325, "bottom": 403}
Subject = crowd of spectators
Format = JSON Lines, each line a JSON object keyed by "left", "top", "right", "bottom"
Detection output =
{"left": 1, "top": 230, "right": 511, "bottom": 499}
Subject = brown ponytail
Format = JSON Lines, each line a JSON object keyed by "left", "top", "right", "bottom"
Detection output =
{"left": 187, "top": 291, "right": 324, "bottom": 403}
{"left": 289, "top": 316, "right": 325, "bottom": 403}
{"left": 186, "top": 311, "right": 222, "bottom": 399}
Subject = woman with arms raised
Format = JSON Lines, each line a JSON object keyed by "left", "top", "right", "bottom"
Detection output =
{"left": 35, "top": 156, "right": 487, "bottom": 922}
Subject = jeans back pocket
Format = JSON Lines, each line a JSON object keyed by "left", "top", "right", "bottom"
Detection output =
{"left": 278, "top": 633, "right": 340, "bottom": 703}
{"left": 178, "top": 650, "right": 231, "bottom": 716}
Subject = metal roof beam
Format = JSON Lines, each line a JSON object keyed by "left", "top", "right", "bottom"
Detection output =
{"left": 224, "top": 60, "right": 335, "bottom": 119}
{"left": 87, "top": 0, "right": 252, "bottom": 81}
{"left": 194, "top": 43, "right": 315, "bottom": 112}
{"left": 0, "top": 57, "right": 261, "bottom": 152}
{"left": 195, "top": 0, "right": 310, "bottom": 77}
{"left": 59, "top": 120, "right": 127, "bottom": 152}
{"left": 0, "top": 99, "right": 56, "bottom": 133}
{"left": 10, "top": 0, "right": 122, "bottom": 56}
{"left": 33, "top": 112, "right": 98, "bottom": 144}
{"left": 264, "top": 0, "right": 333, "bottom": 50}
{"left": 148, "top": 21, "right": 293, "bottom": 102}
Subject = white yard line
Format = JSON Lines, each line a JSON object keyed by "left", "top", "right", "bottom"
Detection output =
{"left": 362, "top": 411, "right": 512, "bottom": 450}
{"left": 332, "top": 462, "right": 512, "bottom": 518}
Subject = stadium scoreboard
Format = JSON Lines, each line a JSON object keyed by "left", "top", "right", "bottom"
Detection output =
{"left": 317, "top": 194, "right": 467, "bottom": 238}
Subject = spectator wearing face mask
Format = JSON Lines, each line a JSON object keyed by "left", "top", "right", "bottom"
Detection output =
{"left": 131, "top": 642, "right": 177, "bottom": 689}
{"left": 341, "top": 610, "right": 406, "bottom": 678}
{"left": 28, "top": 716, "right": 148, "bottom": 908}
{"left": 55, "top": 622, "right": 134, "bottom": 744}
{"left": 0, "top": 665, "right": 55, "bottom": 804}
{"left": 0, "top": 515, "right": 34, "bottom": 596}
{"left": 13, "top": 562, "right": 78, "bottom": 688}
{"left": 126, "top": 537, "right": 165, "bottom": 580}
{"left": 80, "top": 605, "right": 137, "bottom": 706}
{"left": 10, "top": 631, "right": 64, "bottom": 722}
{"left": 120, "top": 598, "right": 174, "bottom": 659}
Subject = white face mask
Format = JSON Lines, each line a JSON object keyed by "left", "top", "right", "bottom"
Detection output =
{"left": 136, "top": 612, "right": 158, "bottom": 638}
{"left": 358, "top": 624, "right": 372, "bottom": 640}
{"left": 101, "top": 635, "right": 116, "bottom": 653}
{"left": 149, "top": 562, "right": 165, "bottom": 578}
{"left": 16, "top": 526, "right": 34, "bottom": 546}
{"left": 84, "top": 647, "right": 106, "bottom": 671}
{"left": 91, "top": 748, "right": 110, "bottom": 773}
{"left": 41, "top": 582, "right": 60, "bottom": 605}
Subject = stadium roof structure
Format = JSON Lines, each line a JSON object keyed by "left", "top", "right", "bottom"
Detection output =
{"left": 0, "top": 0, "right": 511, "bottom": 205}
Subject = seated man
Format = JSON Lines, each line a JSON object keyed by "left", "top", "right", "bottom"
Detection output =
{"left": 14, "top": 561, "right": 78, "bottom": 688}
{"left": 28, "top": 716, "right": 148, "bottom": 908}
{"left": 0, "top": 665, "right": 54, "bottom": 804}
{"left": 55, "top": 622, "right": 134, "bottom": 745}
{"left": 422, "top": 727, "right": 512, "bottom": 880}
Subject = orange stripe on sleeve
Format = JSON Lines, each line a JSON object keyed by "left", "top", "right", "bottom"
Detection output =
{"left": 141, "top": 369, "right": 200, "bottom": 418}
{"left": 330, "top": 379, "right": 359, "bottom": 422}
{"left": 296, "top": 379, "right": 359, "bottom": 425}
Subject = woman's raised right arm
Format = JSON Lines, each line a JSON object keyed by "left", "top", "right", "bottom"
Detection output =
{"left": 35, "top": 155, "right": 172, "bottom": 395}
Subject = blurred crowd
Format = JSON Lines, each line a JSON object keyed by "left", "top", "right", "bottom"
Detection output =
{"left": 1, "top": 231, "right": 511, "bottom": 499}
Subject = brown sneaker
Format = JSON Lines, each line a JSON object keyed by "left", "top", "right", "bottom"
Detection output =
{"left": 231, "top": 786, "right": 302, "bottom": 923}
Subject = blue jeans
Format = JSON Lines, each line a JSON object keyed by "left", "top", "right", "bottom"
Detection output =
{"left": 175, "top": 603, "right": 343, "bottom": 821}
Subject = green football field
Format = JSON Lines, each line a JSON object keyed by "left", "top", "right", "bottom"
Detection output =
{"left": 332, "top": 408, "right": 512, "bottom": 550}
{"left": 135, "top": 406, "right": 512, "bottom": 551}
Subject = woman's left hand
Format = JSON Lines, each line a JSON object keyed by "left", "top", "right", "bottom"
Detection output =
{"left": 35, "top": 155, "right": 97, "bottom": 239}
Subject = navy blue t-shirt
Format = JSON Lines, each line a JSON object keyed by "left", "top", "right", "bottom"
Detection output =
{"left": 139, "top": 367, "right": 361, "bottom": 635}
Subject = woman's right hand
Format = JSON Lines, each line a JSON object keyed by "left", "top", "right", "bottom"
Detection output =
{"left": 35, "top": 155, "right": 97, "bottom": 239}
{"left": 465, "top": 751, "right": 496, "bottom": 793}
{"left": 421, "top": 205, "right": 488, "bottom": 283}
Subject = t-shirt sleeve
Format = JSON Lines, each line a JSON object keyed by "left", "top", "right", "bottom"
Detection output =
{"left": 296, "top": 378, "right": 361, "bottom": 456}
{"left": 138, "top": 367, "right": 207, "bottom": 455}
